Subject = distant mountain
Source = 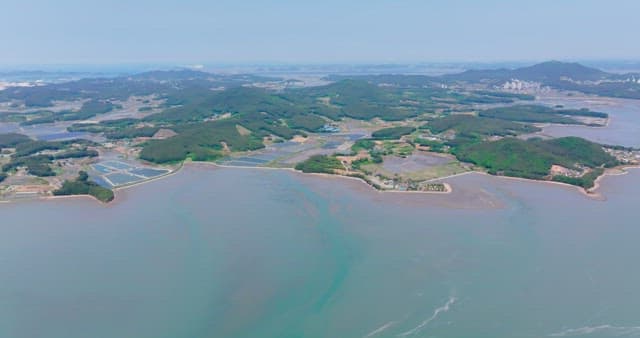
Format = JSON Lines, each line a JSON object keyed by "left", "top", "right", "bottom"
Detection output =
{"left": 335, "top": 61, "right": 640, "bottom": 100}
{"left": 339, "top": 61, "right": 620, "bottom": 85}
{"left": 442, "top": 61, "right": 613, "bottom": 83}
{"left": 511, "top": 61, "right": 609, "bottom": 82}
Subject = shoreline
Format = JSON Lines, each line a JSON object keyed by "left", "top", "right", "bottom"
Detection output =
{"left": 191, "top": 162, "right": 455, "bottom": 195}
{"left": 1, "top": 161, "right": 638, "bottom": 206}
{"left": 471, "top": 171, "right": 605, "bottom": 200}
{"left": 0, "top": 162, "right": 182, "bottom": 205}
{"left": 590, "top": 164, "right": 640, "bottom": 195}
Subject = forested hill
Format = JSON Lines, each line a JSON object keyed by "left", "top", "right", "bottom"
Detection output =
{"left": 0, "top": 69, "right": 278, "bottom": 107}
{"left": 442, "top": 61, "right": 612, "bottom": 83}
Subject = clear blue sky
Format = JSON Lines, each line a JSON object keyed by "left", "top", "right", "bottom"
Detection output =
{"left": 1, "top": 0, "right": 639, "bottom": 64}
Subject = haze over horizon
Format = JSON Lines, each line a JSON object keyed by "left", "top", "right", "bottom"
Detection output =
{"left": 2, "top": 0, "right": 640, "bottom": 65}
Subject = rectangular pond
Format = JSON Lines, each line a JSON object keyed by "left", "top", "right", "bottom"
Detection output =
{"left": 129, "top": 168, "right": 170, "bottom": 178}
{"left": 105, "top": 173, "right": 143, "bottom": 186}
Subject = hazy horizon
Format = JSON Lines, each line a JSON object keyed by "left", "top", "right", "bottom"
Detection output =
{"left": 2, "top": 0, "right": 640, "bottom": 65}
{"left": 4, "top": 60, "right": 640, "bottom": 79}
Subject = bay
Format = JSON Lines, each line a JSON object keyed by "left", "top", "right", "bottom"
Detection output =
{"left": 1, "top": 165, "right": 639, "bottom": 338}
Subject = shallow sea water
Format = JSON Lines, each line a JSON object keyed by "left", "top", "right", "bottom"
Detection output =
{"left": 1, "top": 165, "right": 639, "bottom": 338}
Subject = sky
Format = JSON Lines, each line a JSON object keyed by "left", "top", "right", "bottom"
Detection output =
{"left": 1, "top": 0, "right": 639, "bottom": 65}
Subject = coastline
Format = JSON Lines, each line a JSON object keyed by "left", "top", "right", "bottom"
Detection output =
{"left": 469, "top": 164, "right": 640, "bottom": 201}
{"left": 589, "top": 165, "right": 640, "bottom": 195}
{"left": 2, "top": 160, "right": 637, "bottom": 206}
{"left": 191, "top": 161, "right": 455, "bottom": 195}
{"left": 471, "top": 171, "right": 606, "bottom": 200}
{"left": 0, "top": 162, "right": 182, "bottom": 205}
{"left": 538, "top": 114, "right": 611, "bottom": 129}
{"left": 112, "top": 162, "right": 183, "bottom": 192}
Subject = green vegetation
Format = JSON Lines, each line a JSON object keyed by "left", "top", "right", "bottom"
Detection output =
{"left": 413, "top": 138, "right": 447, "bottom": 153}
{"left": 148, "top": 87, "right": 288, "bottom": 123}
{"left": 350, "top": 139, "right": 385, "bottom": 164}
{"left": 287, "top": 114, "right": 326, "bottom": 132}
{"left": 443, "top": 61, "right": 607, "bottom": 84}
{"left": 53, "top": 171, "right": 114, "bottom": 203}
{"left": 472, "top": 91, "right": 535, "bottom": 101}
{"left": 54, "top": 80, "right": 444, "bottom": 164}
{"left": 383, "top": 141, "right": 414, "bottom": 157}
{"left": 14, "top": 140, "right": 64, "bottom": 157}
{"left": 438, "top": 61, "right": 640, "bottom": 100}
{"left": 68, "top": 119, "right": 161, "bottom": 140}
{"left": 138, "top": 86, "right": 328, "bottom": 163}
{"left": 0, "top": 69, "right": 625, "bottom": 191}
{"left": 3, "top": 155, "right": 55, "bottom": 176}
{"left": 105, "top": 127, "right": 160, "bottom": 139}
{"left": 351, "top": 158, "right": 373, "bottom": 171}
{"left": 136, "top": 82, "right": 394, "bottom": 163}
{"left": 6, "top": 77, "right": 597, "bottom": 171}
{"left": 479, "top": 105, "right": 607, "bottom": 124}
{"left": 540, "top": 137, "right": 618, "bottom": 167}
{"left": 423, "top": 115, "right": 540, "bottom": 137}
{"left": 68, "top": 118, "right": 139, "bottom": 133}
{"left": 351, "top": 139, "right": 376, "bottom": 152}
{"left": 294, "top": 155, "right": 344, "bottom": 174}
{"left": 371, "top": 126, "right": 415, "bottom": 140}
{"left": 0, "top": 133, "right": 98, "bottom": 178}
{"left": 22, "top": 100, "right": 115, "bottom": 125}
{"left": 52, "top": 149, "right": 99, "bottom": 159}
{"left": 139, "top": 120, "right": 264, "bottom": 163}
{"left": 0, "top": 70, "right": 272, "bottom": 108}
{"left": 424, "top": 183, "right": 447, "bottom": 192}
{"left": 327, "top": 76, "right": 535, "bottom": 102}
{"left": 0, "top": 172, "right": 6, "bottom": 183}
{"left": 454, "top": 137, "right": 617, "bottom": 182}
{"left": 3, "top": 149, "right": 98, "bottom": 177}
{"left": 296, "top": 80, "right": 423, "bottom": 120}
{"left": 455, "top": 138, "right": 552, "bottom": 178}
{"left": 352, "top": 139, "right": 414, "bottom": 165}
{"left": 552, "top": 168, "right": 604, "bottom": 189}
{"left": 10, "top": 139, "right": 95, "bottom": 158}
{"left": 0, "top": 133, "right": 32, "bottom": 148}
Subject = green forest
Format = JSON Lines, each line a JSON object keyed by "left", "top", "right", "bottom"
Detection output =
{"left": 453, "top": 136, "right": 617, "bottom": 184}
{"left": 423, "top": 115, "right": 540, "bottom": 137}
{"left": 478, "top": 105, "right": 608, "bottom": 125}
{"left": 371, "top": 126, "right": 416, "bottom": 139}
{"left": 53, "top": 171, "right": 114, "bottom": 202}
{"left": 0, "top": 133, "right": 98, "bottom": 177}
{"left": 294, "top": 155, "right": 344, "bottom": 174}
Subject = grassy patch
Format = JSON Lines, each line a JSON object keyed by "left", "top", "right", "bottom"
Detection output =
{"left": 295, "top": 155, "right": 343, "bottom": 174}
{"left": 371, "top": 126, "right": 416, "bottom": 140}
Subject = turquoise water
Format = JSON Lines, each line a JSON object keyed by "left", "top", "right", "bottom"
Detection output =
{"left": 1, "top": 165, "right": 639, "bottom": 338}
